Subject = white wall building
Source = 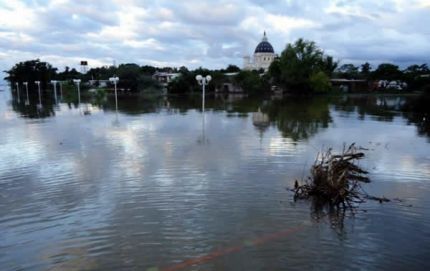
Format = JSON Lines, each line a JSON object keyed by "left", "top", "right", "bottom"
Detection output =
{"left": 152, "top": 72, "right": 181, "bottom": 87}
{"left": 243, "top": 32, "right": 277, "bottom": 72}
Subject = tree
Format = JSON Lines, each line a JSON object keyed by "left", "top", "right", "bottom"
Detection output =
{"left": 322, "top": 56, "right": 338, "bottom": 77}
{"left": 337, "top": 64, "right": 359, "bottom": 79}
{"left": 225, "top": 64, "right": 241, "bottom": 73}
{"left": 116, "top": 64, "right": 160, "bottom": 92}
{"left": 140, "top": 65, "right": 157, "bottom": 75}
{"left": 234, "top": 70, "right": 266, "bottom": 95}
{"left": 4, "top": 59, "right": 57, "bottom": 91}
{"left": 85, "top": 66, "right": 116, "bottom": 80}
{"left": 168, "top": 68, "right": 199, "bottom": 94}
{"left": 57, "top": 66, "right": 82, "bottom": 81}
{"left": 371, "top": 63, "right": 403, "bottom": 80}
{"left": 404, "top": 64, "right": 430, "bottom": 91}
{"left": 360, "top": 62, "right": 372, "bottom": 79}
{"left": 116, "top": 63, "right": 140, "bottom": 91}
{"left": 268, "top": 38, "right": 334, "bottom": 93}
{"left": 310, "top": 71, "right": 332, "bottom": 93}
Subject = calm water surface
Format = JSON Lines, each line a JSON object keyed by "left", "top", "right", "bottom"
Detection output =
{"left": 1, "top": 89, "right": 430, "bottom": 270}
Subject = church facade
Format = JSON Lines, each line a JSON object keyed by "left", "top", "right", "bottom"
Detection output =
{"left": 243, "top": 32, "right": 276, "bottom": 72}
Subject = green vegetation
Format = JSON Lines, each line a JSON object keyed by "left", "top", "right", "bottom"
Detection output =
{"left": 309, "top": 71, "right": 332, "bottom": 93}
{"left": 4, "top": 43, "right": 430, "bottom": 96}
{"left": 264, "top": 97, "right": 332, "bottom": 140}
{"left": 268, "top": 38, "right": 338, "bottom": 94}
{"left": 4, "top": 59, "right": 57, "bottom": 91}
{"left": 4, "top": 59, "right": 163, "bottom": 94}
{"left": 234, "top": 70, "right": 267, "bottom": 95}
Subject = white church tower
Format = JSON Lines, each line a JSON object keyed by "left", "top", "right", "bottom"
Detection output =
{"left": 243, "top": 31, "right": 276, "bottom": 71}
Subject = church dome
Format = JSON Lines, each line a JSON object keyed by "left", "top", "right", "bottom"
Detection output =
{"left": 254, "top": 32, "right": 274, "bottom": 53}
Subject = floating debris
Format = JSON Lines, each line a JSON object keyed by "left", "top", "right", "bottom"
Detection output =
{"left": 292, "top": 143, "right": 372, "bottom": 207}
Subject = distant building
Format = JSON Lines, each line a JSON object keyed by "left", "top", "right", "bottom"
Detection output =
{"left": 330, "top": 79, "right": 369, "bottom": 92}
{"left": 243, "top": 31, "right": 277, "bottom": 72}
{"left": 89, "top": 80, "right": 109, "bottom": 88}
{"left": 152, "top": 72, "right": 180, "bottom": 87}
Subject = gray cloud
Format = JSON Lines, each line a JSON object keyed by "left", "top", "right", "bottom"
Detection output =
{"left": 1, "top": 0, "right": 429, "bottom": 80}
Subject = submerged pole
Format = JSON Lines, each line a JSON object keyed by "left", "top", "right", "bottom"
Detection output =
{"left": 35, "top": 81, "right": 41, "bottom": 107}
{"left": 24, "top": 82, "right": 29, "bottom": 105}
{"left": 16, "top": 82, "right": 20, "bottom": 102}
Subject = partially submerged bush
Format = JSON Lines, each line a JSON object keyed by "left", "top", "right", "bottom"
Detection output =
{"left": 293, "top": 143, "right": 370, "bottom": 207}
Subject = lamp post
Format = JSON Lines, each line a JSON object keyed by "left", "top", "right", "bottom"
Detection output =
{"left": 73, "top": 79, "right": 81, "bottom": 106}
{"left": 195, "top": 75, "right": 211, "bottom": 144}
{"left": 23, "top": 82, "right": 29, "bottom": 105}
{"left": 35, "top": 81, "right": 41, "bottom": 107}
{"left": 15, "top": 82, "right": 20, "bottom": 102}
{"left": 51, "top": 80, "right": 58, "bottom": 103}
{"left": 195, "top": 74, "right": 211, "bottom": 112}
{"left": 109, "top": 77, "right": 119, "bottom": 112}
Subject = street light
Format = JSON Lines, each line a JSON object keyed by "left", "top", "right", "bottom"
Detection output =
{"left": 23, "top": 82, "right": 29, "bottom": 105}
{"left": 35, "top": 81, "right": 42, "bottom": 108}
{"left": 195, "top": 74, "right": 211, "bottom": 112}
{"left": 73, "top": 79, "right": 81, "bottom": 106}
{"left": 109, "top": 77, "right": 119, "bottom": 112}
{"left": 51, "top": 80, "right": 58, "bottom": 103}
{"left": 195, "top": 74, "right": 211, "bottom": 144}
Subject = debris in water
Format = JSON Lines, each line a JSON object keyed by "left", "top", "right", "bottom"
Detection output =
{"left": 292, "top": 143, "right": 371, "bottom": 207}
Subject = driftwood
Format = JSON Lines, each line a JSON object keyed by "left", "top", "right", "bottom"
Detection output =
{"left": 293, "top": 143, "right": 371, "bottom": 207}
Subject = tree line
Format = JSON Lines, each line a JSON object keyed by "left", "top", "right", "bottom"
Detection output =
{"left": 4, "top": 39, "right": 430, "bottom": 95}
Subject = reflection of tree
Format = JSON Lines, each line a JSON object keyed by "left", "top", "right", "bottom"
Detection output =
{"left": 333, "top": 96, "right": 401, "bottom": 122}
{"left": 102, "top": 95, "right": 163, "bottom": 115}
{"left": 166, "top": 94, "right": 262, "bottom": 115}
{"left": 11, "top": 92, "right": 55, "bottom": 119}
{"left": 264, "top": 97, "right": 332, "bottom": 141}
{"left": 402, "top": 95, "right": 430, "bottom": 140}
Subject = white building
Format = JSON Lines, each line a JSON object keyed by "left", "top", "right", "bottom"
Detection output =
{"left": 152, "top": 72, "right": 181, "bottom": 87}
{"left": 243, "top": 32, "right": 277, "bottom": 72}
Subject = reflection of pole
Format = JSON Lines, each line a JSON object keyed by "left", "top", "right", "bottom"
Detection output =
{"left": 35, "top": 81, "right": 41, "bottom": 107}
{"left": 109, "top": 77, "right": 120, "bottom": 116}
{"left": 114, "top": 81, "right": 119, "bottom": 123}
{"left": 16, "top": 82, "right": 20, "bottom": 102}
{"left": 202, "top": 82, "right": 205, "bottom": 112}
{"left": 51, "top": 81, "right": 58, "bottom": 103}
{"left": 202, "top": 103, "right": 206, "bottom": 142}
{"left": 114, "top": 81, "right": 118, "bottom": 112}
{"left": 77, "top": 84, "right": 80, "bottom": 105}
{"left": 59, "top": 82, "right": 63, "bottom": 99}
{"left": 24, "top": 82, "right": 29, "bottom": 105}
{"left": 73, "top": 79, "right": 81, "bottom": 107}
{"left": 202, "top": 83, "right": 206, "bottom": 143}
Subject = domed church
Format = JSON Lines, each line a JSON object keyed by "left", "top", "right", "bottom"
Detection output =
{"left": 243, "top": 31, "right": 277, "bottom": 72}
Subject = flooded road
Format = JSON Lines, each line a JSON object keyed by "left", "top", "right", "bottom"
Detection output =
{"left": 1, "top": 89, "right": 429, "bottom": 270}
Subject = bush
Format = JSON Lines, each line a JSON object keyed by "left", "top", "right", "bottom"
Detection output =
{"left": 310, "top": 71, "right": 332, "bottom": 93}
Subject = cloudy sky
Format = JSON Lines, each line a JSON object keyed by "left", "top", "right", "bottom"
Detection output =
{"left": 1, "top": 0, "right": 430, "bottom": 76}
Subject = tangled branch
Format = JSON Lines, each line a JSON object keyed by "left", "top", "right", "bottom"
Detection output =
{"left": 293, "top": 143, "right": 371, "bottom": 207}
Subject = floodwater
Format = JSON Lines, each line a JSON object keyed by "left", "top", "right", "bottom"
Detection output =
{"left": 1, "top": 88, "right": 430, "bottom": 270}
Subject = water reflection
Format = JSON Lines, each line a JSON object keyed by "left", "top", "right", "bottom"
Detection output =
{"left": 333, "top": 95, "right": 402, "bottom": 122}
{"left": 11, "top": 95, "right": 56, "bottom": 119}
{"left": 402, "top": 94, "right": 430, "bottom": 140}
{"left": 263, "top": 97, "right": 332, "bottom": 141}
{"left": 2, "top": 89, "right": 430, "bottom": 270}
{"left": 8, "top": 90, "right": 430, "bottom": 143}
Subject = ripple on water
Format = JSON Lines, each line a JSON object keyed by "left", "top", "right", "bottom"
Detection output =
{"left": 1, "top": 96, "right": 430, "bottom": 270}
